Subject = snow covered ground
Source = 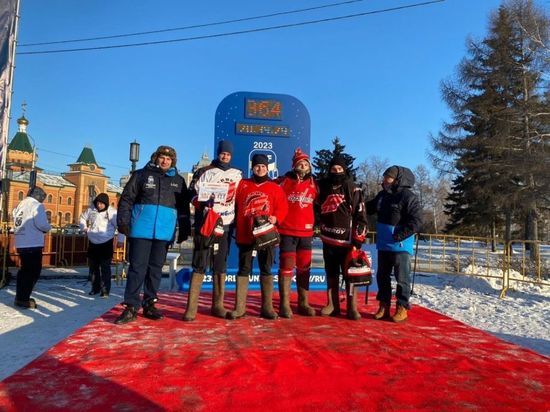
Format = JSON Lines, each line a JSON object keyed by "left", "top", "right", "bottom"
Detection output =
{"left": 0, "top": 266, "right": 548, "bottom": 381}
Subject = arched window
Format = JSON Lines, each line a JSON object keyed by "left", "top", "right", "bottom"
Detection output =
{"left": 65, "top": 212, "right": 71, "bottom": 223}
{"left": 18, "top": 191, "right": 24, "bottom": 201}
{"left": 46, "top": 211, "right": 52, "bottom": 223}
{"left": 47, "top": 194, "right": 53, "bottom": 203}
{"left": 59, "top": 196, "right": 63, "bottom": 204}
{"left": 67, "top": 197, "right": 72, "bottom": 205}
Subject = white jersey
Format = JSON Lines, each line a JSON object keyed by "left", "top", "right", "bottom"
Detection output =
{"left": 13, "top": 197, "right": 52, "bottom": 248}
{"left": 192, "top": 165, "right": 242, "bottom": 226}
{"left": 79, "top": 206, "right": 123, "bottom": 244}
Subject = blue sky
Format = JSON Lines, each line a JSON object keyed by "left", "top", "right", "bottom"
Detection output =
{"left": 9, "top": 0, "right": 506, "bottom": 184}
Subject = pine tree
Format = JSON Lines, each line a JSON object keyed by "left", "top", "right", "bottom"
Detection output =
{"left": 312, "top": 137, "right": 357, "bottom": 179}
{"left": 430, "top": 0, "right": 549, "bottom": 251}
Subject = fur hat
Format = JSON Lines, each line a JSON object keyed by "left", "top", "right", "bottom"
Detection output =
{"left": 383, "top": 166, "right": 399, "bottom": 179}
{"left": 27, "top": 186, "right": 46, "bottom": 203}
{"left": 251, "top": 154, "right": 269, "bottom": 167}
{"left": 217, "top": 140, "right": 234, "bottom": 156}
{"left": 152, "top": 145, "right": 177, "bottom": 167}
{"left": 292, "top": 148, "right": 310, "bottom": 168}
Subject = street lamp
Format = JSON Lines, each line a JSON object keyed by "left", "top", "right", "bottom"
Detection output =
{"left": 129, "top": 141, "right": 140, "bottom": 173}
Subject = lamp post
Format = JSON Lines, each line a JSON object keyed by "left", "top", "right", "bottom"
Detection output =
{"left": 129, "top": 141, "right": 140, "bottom": 173}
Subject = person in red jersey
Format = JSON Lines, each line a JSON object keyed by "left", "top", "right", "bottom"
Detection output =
{"left": 318, "top": 155, "right": 367, "bottom": 320}
{"left": 227, "top": 154, "right": 288, "bottom": 320}
{"left": 276, "top": 148, "right": 318, "bottom": 318}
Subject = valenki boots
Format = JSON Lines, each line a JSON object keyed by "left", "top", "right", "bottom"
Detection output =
{"left": 392, "top": 304, "right": 408, "bottom": 323}
{"left": 226, "top": 276, "right": 249, "bottom": 320}
{"left": 296, "top": 274, "right": 315, "bottom": 316}
{"left": 278, "top": 275, "right": 293, "bottom": 318}
{"left": 373, "top": 302, "right": 391, "bottom": 320}
{"left": 345, "top": 282, "right": 361, "bottom": 321}
{"left": 211, "top": 273, "right": 228, "bottom": 318}
{"left": 260, "top": 275, "right": 278, "bottom": 320}
{"left": 182, "top": 272, "right": 205, "bottom": 321}
{"left": 321, "top": 276, "right": 341, "bottom": 317}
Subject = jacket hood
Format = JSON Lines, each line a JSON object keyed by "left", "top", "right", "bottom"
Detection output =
{"left": 393, "top": 166, "right": 415, "bottom": 189}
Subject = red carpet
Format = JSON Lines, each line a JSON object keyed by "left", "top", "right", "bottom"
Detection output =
{"left": 1, "top": 291, "right": 548, "bottom": 411}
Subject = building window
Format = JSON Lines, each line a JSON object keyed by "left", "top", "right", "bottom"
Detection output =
{"left": 65, "top": 212, "right": 71, "bottom": 223}
{"left": 67, "top": 197, "right": 72, "bottom": 205}
{"left": 46, "top": 211, "right": 52, "bottom": 223}
{"left": 59, "top": 196, "right": 63, "bottom": 204}
{"left": 47, "top": 194, "right": 53, "bottom": 203}
{"left": 18, "top": 191, "right": 24, "bottom": 201}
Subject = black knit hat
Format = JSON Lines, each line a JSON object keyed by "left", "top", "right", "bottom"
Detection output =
{"left": 383, "top": 166, "right": 399, "bottom": 179}
{"left": 329, "top": 155, "right": 348, "bottom": 170}
{"left": 217, "top": 140, "right": 234, "bottom": 156}
{"left": 251, "top": 154, "right": 269, "bottom": 167}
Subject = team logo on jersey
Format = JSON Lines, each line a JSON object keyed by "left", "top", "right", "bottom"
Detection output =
{"left": 145, "top": 176, "right": 156, "bottom": 189}
{"left": 287, "top": 189, "right": 314, "bottom": 209}
{"left": 244, "top": 192, "right": 270, "bottom": 217}
{"left": 321, "top": 194, "right": 345, "bottom": 214}
{"left": 220, "top": 180, "right": 237, "bottom": 205}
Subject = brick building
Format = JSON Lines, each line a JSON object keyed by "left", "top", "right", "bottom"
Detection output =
{"left": 3, "top": 115, "right": 123, "bottom": 227}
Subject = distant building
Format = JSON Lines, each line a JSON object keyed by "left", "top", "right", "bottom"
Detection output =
{"left": 3, "top": 114, "right": 123, "bottom": 226}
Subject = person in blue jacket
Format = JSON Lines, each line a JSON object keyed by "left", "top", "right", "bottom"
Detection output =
{"left": 115, "top": 145, "right": 191, "bottom": 325}
{"left": 366, "top": 166, "right": 422, "bottom": 322}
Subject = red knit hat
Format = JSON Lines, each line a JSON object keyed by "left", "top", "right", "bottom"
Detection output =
{"left": 292, "top": 148, "right": 310, "bottom": 168}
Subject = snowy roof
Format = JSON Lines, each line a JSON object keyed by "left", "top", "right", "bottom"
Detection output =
{"left": 10, "top": 171, "right": 76, "bottom": 187}
{"left": 107, "top": 182, "right": 123, "bottom": 194}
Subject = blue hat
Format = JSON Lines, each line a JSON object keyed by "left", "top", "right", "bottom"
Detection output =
{"left": 217, "top": 140, "right": 234, "bottom": 156}
{"left": 252, "top": 154, "right": 269, "bottom": 167}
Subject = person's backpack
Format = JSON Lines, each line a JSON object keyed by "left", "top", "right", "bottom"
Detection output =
{"left": 252, "top": 215, "right": 280, "bottom": 250}
{"left": 344, "top": 248, "right": 373, "bottom": 285}
{"left": 198, "top": 209, "right": 224, "bottom": 248}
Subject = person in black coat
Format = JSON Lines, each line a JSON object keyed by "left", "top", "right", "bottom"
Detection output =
{"left": 365, "top": 165, "right": 422, "bottom": 322}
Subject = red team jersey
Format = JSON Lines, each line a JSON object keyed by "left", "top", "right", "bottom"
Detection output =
{"left": 234, "top": 179, "right": 289, "bottom": 245}
{"left": 277, "top": 174, "right": 318, "bottom": 237}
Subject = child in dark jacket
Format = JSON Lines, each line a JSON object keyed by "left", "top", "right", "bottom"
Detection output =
{"left": 318, "top": 155, "right": 367, "bottom": 320}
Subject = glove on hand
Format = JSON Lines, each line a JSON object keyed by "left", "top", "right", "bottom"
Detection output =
{"left": 118, "top": 224, "right": 130, "bottom": 236}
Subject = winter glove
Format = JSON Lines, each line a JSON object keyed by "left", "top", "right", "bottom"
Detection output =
{"left": 118, "top": 224, "right": 130, "bottom": 236}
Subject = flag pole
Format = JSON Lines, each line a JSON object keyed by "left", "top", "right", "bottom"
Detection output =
{"left": 0, "top": 0, "right": 21, "bottom": 288}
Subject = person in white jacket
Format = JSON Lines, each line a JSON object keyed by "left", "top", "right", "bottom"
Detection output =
{"left": 12, "top": 186, "right": 52, "bottom": 309}
{"left": 79, "top": 193, "right": 123, "bottom": 298}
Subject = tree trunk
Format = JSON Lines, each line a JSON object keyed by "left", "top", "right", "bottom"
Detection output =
{"left": 491, "top": 218, "right": 497, "bottom": 252}
{"left": 504, "top": 209, "right": 512, "bottom": 256}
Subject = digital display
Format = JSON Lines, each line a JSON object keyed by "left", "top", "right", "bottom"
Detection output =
{"left": 236, "top": 123, "right": 290, "bottom": 137}
{"left": 245, "top": 99, "right": 282, "bottom": 120}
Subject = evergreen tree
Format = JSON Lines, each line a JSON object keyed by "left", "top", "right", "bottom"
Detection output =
{"left": 312, "top": 137, "right": 357, "bottom": 179}
{"left": 430, "top": 0, "right": 549, "bottom": 251}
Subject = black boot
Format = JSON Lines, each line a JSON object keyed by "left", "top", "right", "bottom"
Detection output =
{"left": 14, "top": 298, "right": 37, "bottom": 309}
{"left": 142, "top": 299, "right": 164, "bottom": 320}
{"left": 115, "top": 305, "right": 137, "bottom": 325}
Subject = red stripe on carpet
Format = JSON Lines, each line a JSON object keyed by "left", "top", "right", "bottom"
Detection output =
{"left": 1, "top": 292, "right": 548, "bottom": 411}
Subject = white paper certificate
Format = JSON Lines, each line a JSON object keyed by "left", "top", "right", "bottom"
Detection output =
{"left": 198, "top": 182, "right": 229, "bottom": 202}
